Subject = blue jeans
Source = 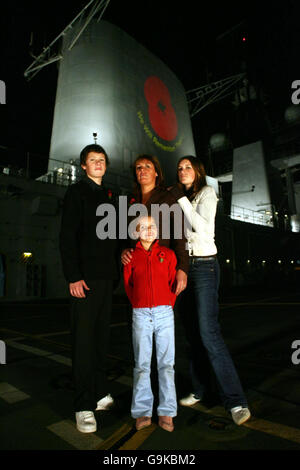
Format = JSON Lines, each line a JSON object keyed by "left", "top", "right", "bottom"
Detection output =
{"left": 131, "top": 305, "right": 177, "bottom": 418}
{"left": 179, "top": 258, "right": 248, "bottom": 411}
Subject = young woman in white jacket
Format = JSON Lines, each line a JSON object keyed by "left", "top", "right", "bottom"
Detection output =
{"left": 169, "top": 156, "right": 251, "bottom": 426}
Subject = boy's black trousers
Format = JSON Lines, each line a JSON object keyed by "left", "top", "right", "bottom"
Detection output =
{"left": 70, "top": 279, "right": 113, "bottom": 412}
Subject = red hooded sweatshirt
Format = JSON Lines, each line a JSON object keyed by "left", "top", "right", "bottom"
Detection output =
{"left": 123, "top": 240, "right": 177, "bottom": 308}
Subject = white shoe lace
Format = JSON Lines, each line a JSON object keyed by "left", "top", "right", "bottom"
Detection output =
{"left": 80, "top": 411, "right": 95, "bottom": 422}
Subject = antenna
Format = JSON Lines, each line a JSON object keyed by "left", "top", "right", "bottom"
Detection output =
{"left": 186, "top": 73, "right": 246, "bottom": 118}
{"left": 24, "top": 0, "right": 111, "bottom": 81}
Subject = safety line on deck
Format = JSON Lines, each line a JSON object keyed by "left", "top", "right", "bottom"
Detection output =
{"left": 6, "top": 340, "right": 72, "bottom": 366}
{"left": 0, "top": 327, "right": 133, "bottom": 364}
{"left": 243, "top": 418, "right": 300, "bottom": 444}
{"left": 0, "top": 382, "right": 30, "bottom": 403}
{"left": 47, "top": 419, "right": 103, "bottom": 450}
{"left": 36, "top": 331, "right": 70, "bottom": 337}
{"left": 0, "top": 328, "right": 71, "bottom": 351}
{"left": 118, "top": 423, "right": 157, "bottom": 450}
{"left": 94, "top": 422, "right": 134, "bottom": 450}
{"left": 4, "top": 332, "right": 133, "bottom": 386}
{"left": 36, "top": 323, "right": 128, "bottom": 337}
{"left": 3, "top": 329, "right": 300, "bottom": 447}
{"left": 93, "top": 420, "right": 157, "bottom": 451}
{"left": 191, "top": 402, "right": 300, "bottom": 445}
{"left": 220, "top": 302, "right": 300, "bottom": 309}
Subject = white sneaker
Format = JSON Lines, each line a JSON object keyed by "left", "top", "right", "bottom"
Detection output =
{"left": 96, "top": 393, "right": 114, "bottom": 411}
{"left": 75, "top": 411, "right": 97, "bottom": 433}
{"left": 179, "top": 393, "right": 201, "bottom": 407}
{"left": 231, "top": 406, "right": 251, "bottom": 425}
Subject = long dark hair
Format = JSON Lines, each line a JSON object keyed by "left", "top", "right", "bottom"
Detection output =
{"left": 176, "top": 156, "right": 207, "bottom": 200}
{"left": 132, "top": 154, "right": 165, "bottom": 200}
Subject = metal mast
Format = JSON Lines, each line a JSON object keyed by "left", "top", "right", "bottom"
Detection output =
{"left": 186, "top": 72, "right": 246, "bottom": 118}
{"left": 24, "top": 0, "right": 111, "bottom": 81}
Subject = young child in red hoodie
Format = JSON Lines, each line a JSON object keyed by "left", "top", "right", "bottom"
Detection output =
{"left": 123, "top": 215, "right": 177, "bottom": 432}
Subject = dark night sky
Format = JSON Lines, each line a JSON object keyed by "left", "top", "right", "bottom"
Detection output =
{"left": 0, "top": 0, "right": 299, "bottom": 167}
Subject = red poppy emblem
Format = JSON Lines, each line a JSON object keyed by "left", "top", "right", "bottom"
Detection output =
{"left": 144, "top": 76, "right": 178, "bottom": 141}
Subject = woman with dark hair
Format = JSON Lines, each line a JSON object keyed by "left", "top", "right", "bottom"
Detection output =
{"left": 122, "top": 154, "right": 189, "bottom": 296}
{"left": 131, "top": 154, "right": 165, "bottom": 201}
{"left": 169, "top": 156, "right": 251, "bottom": 426}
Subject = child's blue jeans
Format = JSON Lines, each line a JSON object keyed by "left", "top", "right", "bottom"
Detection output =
{"left": 131, "top": 305, "right": 177, "bottom": 418}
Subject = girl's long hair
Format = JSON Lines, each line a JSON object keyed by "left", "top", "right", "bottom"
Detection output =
{"left": 176, "top": 156, "right": 207, "bottom": 200}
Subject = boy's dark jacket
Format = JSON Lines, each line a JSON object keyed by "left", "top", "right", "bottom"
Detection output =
{"left": 59, "top": 176, "right": 119, "bottom": 283}
{"left": 123, "top": 240, "right": 177, "bottom": 308}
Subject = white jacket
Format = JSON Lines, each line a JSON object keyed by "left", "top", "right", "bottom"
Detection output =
{"left": 177, "top": 185, "right": 218, "bottom": 256}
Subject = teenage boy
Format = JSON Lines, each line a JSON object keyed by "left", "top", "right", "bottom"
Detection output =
{"left": 123, "top": 216, "right": 177, "bottom": 432}
{"left": 59, "top": 144, "right": 119, "bottom": 433}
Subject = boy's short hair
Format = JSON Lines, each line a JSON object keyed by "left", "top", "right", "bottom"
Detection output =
{"left": 80, "top": 144, "right": 110, "bottom": 166}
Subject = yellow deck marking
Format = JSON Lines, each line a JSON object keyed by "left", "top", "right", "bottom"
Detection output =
{"left": 3, "top": 317, "right": 300, "bottom": 448}
{"left": 192, "top": 402, "right": 300, "bottom": 445}
{"left": 94, "top": 422, "right": 133, "bottom": 450}
{"left": 47, "top": 420, "right": 103, "bottom": 450}
{"left": 0, "top": 328, "right": 132, "bottom": 364}
{"left": 36, "top": 331, "right": 70, "bottom": 337}
{"left": 220, "top": 302, "right": 300, "bottom": 309}
{"left": 118, "top": 423, "right": 157, "bottom": 450}
{"left": 1, "top": 328, "right": 132, "bottom": 364}
{"left": 243, "top": 418, "right": 300, "bottom": 444}
{"left": 0, "top": 328, "right": 71, "bottom": 350}
{"left": 0, "top": 382, "right": 30, "bottom": 403}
